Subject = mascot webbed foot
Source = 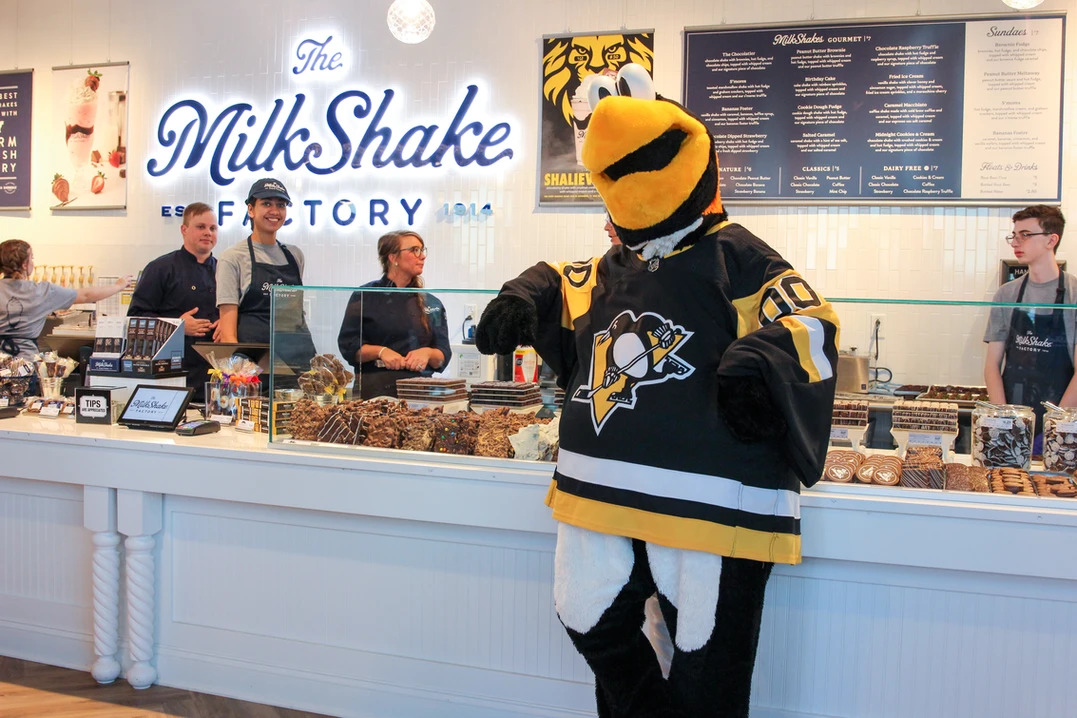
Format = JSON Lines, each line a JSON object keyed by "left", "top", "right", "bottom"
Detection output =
{"left": 717, "top": 374, "right": 787, "bottom": 443}
{"left": 476, "top": 295, "right": 538, "bottom": 355}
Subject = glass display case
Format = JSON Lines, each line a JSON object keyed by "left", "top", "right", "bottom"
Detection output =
{"left": 263, "top": 285, "right": 1077, "bottom": 501}
{"left": 265, "top": 285, "right": 556, "bottom": 460}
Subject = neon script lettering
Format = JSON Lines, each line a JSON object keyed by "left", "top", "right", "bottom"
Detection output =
{"left": 146, "top": 85, "right": 514, "bottom": 186}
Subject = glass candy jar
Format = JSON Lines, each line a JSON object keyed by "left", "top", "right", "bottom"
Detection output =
{"left": 971, "top": 404, "right": 1034, "bottom": 470}
{"left": 1042, "top": 405, "right": 1077, "bottom": 473}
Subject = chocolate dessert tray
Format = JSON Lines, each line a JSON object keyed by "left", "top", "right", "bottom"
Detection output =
{"left": 470, "top": 402, "right": 544, "bottom": 414}
{"left": 915, "top": 384, "right": 989, "bottom": 407}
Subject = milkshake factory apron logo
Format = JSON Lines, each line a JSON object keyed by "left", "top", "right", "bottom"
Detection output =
{"left": 149, "top": 33, "right": 514, "bottom": 227}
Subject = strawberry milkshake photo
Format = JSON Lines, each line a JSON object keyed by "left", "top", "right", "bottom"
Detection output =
{"left": 50, "top": 63, "right": 129, "bottom": 210}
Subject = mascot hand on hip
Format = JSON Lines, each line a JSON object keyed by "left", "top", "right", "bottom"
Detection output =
{"left": 477, "top": 64, "right": 840, "bottom": 718}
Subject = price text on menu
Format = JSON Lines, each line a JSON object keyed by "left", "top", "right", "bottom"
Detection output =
{"left": 682, "top": 15, "right": 1064, "bottom": 204}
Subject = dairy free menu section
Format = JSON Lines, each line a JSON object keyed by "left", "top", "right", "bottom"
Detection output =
{"left": 683, "top": 15, "right": 1063, "bottom": 204}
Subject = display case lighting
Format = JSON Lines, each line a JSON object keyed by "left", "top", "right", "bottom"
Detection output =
{"left": 1001, "top": 0, "right": 1044, "bottom": 9}
{"left": 387, "top": 0, "right": 436, "bottom": 44}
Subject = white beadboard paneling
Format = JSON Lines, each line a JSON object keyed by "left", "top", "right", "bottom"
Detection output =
{"left": 0, "top": 478, "right": 90, "bottom": 605}
{"left": 754, "top": 562, "right": 1077, "bottom": 718}
{"left": 167, "top": 507, "right": 581, "bottom": 681}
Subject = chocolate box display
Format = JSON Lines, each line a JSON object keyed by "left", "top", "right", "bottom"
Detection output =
{"left": 831, "top": 399, "right": 869, "bottom": 428}
{"left": 281, "top": 397, "right": 555, "bottom": 460}
{"left": 901, "top": 446, "right": 944, "bottom": 489}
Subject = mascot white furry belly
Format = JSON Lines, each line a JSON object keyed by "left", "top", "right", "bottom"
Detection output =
{"left": 477, "top": 64, "right": 840, "bottom": 718}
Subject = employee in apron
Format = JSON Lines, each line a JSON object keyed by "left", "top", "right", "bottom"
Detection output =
{"left": 984, "top": 205, "right": 1077, "bottom": 451}
{"left": 1, "top": 238, "right": 129, "bottom": 358}
{"left": 215, "top": 178, "right": 316, "bottom": 380}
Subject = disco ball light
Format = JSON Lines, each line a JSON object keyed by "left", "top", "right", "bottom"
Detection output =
{"left": 387, "top": 0, "right": 436, "bottom": 44}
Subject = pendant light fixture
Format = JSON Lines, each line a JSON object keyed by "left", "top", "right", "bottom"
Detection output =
{"left": 387, "top": 0, "right": 436, "bottom": 44}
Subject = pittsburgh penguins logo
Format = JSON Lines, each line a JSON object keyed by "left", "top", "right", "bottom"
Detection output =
{"left": 572, "top": 310, "right": 694, "bottom": 433}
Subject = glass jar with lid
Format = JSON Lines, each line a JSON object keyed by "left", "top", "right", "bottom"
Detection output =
{"left": 1042, "top": 404, "right": 1077, "bottom": 472}
{"left": 971, "top": 403, "right": 1034, "bottom": 470}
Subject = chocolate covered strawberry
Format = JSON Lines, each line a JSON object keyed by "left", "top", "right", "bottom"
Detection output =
{"left": 52, "top": 173, "right": 70, "bottom": 203}
{"left": 85, "top": 70, "right": 101, "bottom": 92}
{"left": 91, "top": 171, "right": 106, "bottom": 194}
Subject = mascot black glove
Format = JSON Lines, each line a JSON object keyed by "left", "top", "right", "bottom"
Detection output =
{"left": 475, "top": 295, "right": 538, "bottom": 355}
{"left": 717, "top": 373, "right": 788, "bottom": 443}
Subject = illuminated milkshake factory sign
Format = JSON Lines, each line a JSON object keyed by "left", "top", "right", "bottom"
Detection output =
{"left": 148, "top": 34, "right": 516, "bottom": 227}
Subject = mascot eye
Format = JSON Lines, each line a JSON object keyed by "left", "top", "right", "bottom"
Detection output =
{"left": 615, "top": 64, "right": 655, "bottom": 101}
{"left": 586, "top": 75, "right": 617, "bottom": 113}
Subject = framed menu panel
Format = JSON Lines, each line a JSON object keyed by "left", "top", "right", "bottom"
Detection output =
{"left": 0, "top": 69, "right": 32, "bottom": 210}
{"left": 683, "top": 14, "right": 1064, "bottom": 205}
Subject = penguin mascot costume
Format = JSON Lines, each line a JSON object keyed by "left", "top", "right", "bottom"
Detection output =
{"left": 476, "top": 65, "right": 840, "bottom": 718}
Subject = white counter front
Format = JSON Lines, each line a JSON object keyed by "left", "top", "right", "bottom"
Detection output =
{"left": 2, "top": 416, "right": 1075, "bottom": 718}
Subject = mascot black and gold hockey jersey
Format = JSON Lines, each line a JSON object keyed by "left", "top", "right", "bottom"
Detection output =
{"left": 478, "top": 62, "right": 840, "bottom": 717}
{"left": 495, "top": 219, "right": 839, "bottom": 565}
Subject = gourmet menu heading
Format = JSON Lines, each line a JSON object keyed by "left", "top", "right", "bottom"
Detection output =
{"left": 683, "top": 14, "right": 1064, "bottom": 205}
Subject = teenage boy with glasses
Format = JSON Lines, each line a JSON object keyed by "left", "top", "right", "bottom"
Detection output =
{"left": 984, "top": 205, "right": 1077, "bottom": 447}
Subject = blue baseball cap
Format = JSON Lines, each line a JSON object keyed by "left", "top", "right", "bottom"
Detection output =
{"left": 246, "top": 178, "right": 292, "bottom": 205}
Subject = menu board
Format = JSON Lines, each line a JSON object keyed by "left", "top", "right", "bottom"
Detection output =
{"left": 683, "top": 15, "right": 1064, "bottom": 205}
{"left": 0, "top": 70, "right": 32, "bottom": 210}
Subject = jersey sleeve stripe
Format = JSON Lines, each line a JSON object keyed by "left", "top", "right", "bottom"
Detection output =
{"left": 780, "top": 314, "right": 834, "bottom": 382}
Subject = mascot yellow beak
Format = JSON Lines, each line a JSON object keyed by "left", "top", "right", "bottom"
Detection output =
{"left": 581, "top": 95, "right": 722, "bottom": 248}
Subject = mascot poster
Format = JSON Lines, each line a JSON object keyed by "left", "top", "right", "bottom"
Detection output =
{"left": 538, "top": 30, "right": 653, "bottom": 206}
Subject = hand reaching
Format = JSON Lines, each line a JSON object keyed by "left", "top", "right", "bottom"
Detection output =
{"left": 475, "top": 295, "right": 537, "bottom": 355}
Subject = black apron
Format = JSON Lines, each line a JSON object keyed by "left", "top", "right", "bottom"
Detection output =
{"left": 1002, "top": 272, "right": 1074, "bottom": 437}
{"left": 237, "top": 238, "right": 316, "bottom": 379}
{"left": 0, "top": 337, "right": 25, "bottom": 357}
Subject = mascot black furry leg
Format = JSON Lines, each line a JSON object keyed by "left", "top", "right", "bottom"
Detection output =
{"left": 477, "top": 65, "right": 840, "bottom": 718}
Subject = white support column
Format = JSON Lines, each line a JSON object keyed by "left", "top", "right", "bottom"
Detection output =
{"left": 83, "top": 485, "right": 121, "bottom": 685}
{"left": 117, "top": 490, "right": 163, "bottom": 690}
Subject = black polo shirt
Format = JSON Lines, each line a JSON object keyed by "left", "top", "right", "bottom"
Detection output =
{"left": 128, "top": 247, "right": 218, "bottom": 392}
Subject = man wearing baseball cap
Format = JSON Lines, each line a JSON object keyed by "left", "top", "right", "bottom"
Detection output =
{"left": 214, "top": 177, "right": 316, "bottom": 376}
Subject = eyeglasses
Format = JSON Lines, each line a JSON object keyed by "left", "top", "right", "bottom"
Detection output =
{"left": 396, "top": 246, "right": 428, "bottom": 258}
{"left": 1005, "top": 231, "right": 1051, "bottom": 245}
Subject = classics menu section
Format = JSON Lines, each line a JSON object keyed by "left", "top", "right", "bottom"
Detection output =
{"left": 683, "top": 15, "right": 1064, "bottom": 204}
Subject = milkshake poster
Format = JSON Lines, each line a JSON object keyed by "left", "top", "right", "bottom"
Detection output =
{"left": 50, "top": 62, "right": 129, "bottom": 211}
{"left": 538, "top": 30, "right": 653, "bottom": 206}
{"left": 0, "top": 70, "right": 32, "bottom": 211}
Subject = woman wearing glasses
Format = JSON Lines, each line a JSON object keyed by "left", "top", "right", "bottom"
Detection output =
{"left": 337, "top": 230, "right": 451, "bottom": 399}
{"left": 984, "top": 205, "right": 1077, "bottom": 445}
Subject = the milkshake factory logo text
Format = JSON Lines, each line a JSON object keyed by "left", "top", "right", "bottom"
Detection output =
{"left": 150, "top": 33, "right": 514, "bottom": 227}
